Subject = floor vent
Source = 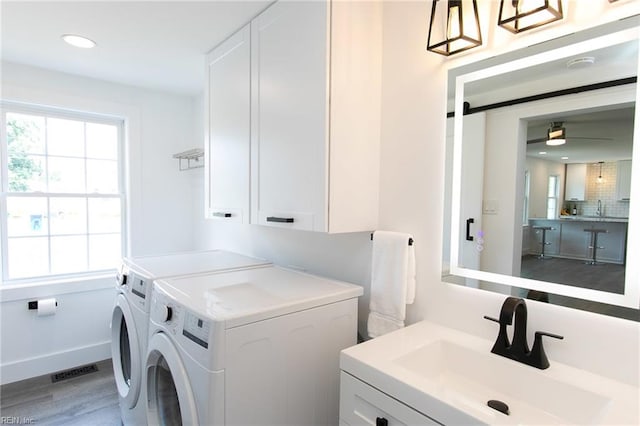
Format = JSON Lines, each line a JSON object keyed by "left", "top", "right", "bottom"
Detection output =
{"left": 51, "top": 363, "right": 99, "bottom": 383}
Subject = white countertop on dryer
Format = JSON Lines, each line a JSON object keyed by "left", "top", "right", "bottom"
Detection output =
{"left": 154, "top": 266, "right": 363, "bottom": 328}
{"left": 123, "top": 249, "right": 270, "bottom": 279}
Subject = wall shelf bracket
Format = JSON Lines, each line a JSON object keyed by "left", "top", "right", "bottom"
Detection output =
{"left": 173, "top": 148, "right": 204, "bottom": 171}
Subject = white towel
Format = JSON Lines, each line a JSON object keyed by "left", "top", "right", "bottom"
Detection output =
{"left": 367, "top": 230, "right": 416, "bottom": 338}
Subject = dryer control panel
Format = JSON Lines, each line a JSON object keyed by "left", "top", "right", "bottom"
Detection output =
{"left": 183, "top": 312, "right": 211, "bottom": 349}
{"left": 129, "top": 273, "right": 147, "bottom": 300}
{"left": 128, "top": 272, "right": 150, "bottom": 311}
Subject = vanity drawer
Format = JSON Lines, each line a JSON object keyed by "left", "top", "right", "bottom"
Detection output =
{"left": 339, "top": 371, "right": 440, "bottom": 426}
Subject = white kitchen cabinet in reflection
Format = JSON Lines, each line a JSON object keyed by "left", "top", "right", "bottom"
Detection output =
{"left": 565, "top": 163, "right": 587, "bottom": 201}
{"left": 616, "top": 160, "right": 632, "bottom": 201}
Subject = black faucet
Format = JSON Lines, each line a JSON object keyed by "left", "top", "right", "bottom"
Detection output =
{"left": 484, "top": 297, "right": 563, "bottom": 369}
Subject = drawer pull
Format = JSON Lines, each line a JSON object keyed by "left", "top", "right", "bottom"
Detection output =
{"left": 212, "top": 212, "right": 232, "bottom": 218}
{"left": 266, "top": 216, "right": 294, "bottom": 223}
{"left": 376, "top": 417, "right": 388, "bottom": 426}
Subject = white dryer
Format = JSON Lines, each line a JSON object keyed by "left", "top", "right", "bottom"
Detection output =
{"left": 111, "top": 250, "right": 270, "bottom": 426}
{"left": 145, "top": 266, "right": 363, "bottom": 426}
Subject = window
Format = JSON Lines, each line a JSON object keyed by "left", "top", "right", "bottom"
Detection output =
{"left": 1, "top": 104, "right": 125, "bottom": 281}
{"left": 547, "top": 175, "right": 559, "bottom": 219}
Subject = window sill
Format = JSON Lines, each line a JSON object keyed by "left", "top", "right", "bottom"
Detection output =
{"left": 0, "top": 270, "right": 117, "bottom": 302}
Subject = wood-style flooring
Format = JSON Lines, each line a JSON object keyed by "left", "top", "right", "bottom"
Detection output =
{"left": 0, "top": 359, "right": 121, "bottom": 426}
{"left": 519, "top": 255, "right": 638, "bottom": 321}
{"left": 520, "top": 254, "right": 625, "bottom": 294}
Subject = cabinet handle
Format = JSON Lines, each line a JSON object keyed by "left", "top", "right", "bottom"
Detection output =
{"left": 212, "top": 212, "right": 232, "bottom": 218}
{"left": 266, "top": 216, "right": 294, "bottom": 223}
{"left": 466, "top": 218, "right": 474, "bottom": 241}
{"left": 376, "top": 417, "right": 388, "bottom": 426}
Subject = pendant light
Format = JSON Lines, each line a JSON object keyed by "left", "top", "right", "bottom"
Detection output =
{"left": 546, "top": 122, "right": 566, "bottom": 146}
{"left": 498, "top": 0, "right": 563, "bottom": 34}
{"left": 427, "top": 0, "right": 482, "bottom": 56}
{"left": 597, "top": 161, "right": 604, "bottom": 183}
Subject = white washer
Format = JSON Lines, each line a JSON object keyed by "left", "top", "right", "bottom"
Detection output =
{"left": 145, "top": 266, "right": 363, "bottom": 426}
{"left": 111, "top": 250, "right": 270, "bottom": 426}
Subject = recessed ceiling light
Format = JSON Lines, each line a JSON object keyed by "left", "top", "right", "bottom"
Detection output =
{"left": 539, "top": 151, "right": 547, "bottom": 155}
{"left": 561, "top": 156, "right": 569, "bottom": 160}
{"left": 62, "top": 34, "right": 96, "bottom": 49}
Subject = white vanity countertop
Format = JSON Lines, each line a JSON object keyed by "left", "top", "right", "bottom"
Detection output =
{"left": 340, "top": 320, "right": 639, "bottom": 425}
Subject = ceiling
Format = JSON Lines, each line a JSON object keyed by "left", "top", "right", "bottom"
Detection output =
{"left": 1, "top": 1, "right": 272, "bottom": 96}
{"left": 526, "top": 106, "right": 635, "bottom": 164}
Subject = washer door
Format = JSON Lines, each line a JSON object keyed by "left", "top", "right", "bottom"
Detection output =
{"left": 111, "top": 293, "right": 142, "bottom": 408}
{"left": 146, "top": 332, "right": 198, "bottom": 426}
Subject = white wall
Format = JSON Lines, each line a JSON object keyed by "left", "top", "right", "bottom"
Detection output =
{"left": 0, "top": 278, "right": 113, "bottom": 384}
{"left": 0, "top": 62, "right": 197, "bottom": 383}
{"left": 195, "top": 0, "right": 639, "bottom": 386}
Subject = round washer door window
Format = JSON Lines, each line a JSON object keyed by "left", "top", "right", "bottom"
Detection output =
{"left": 111, "top": 293, "right": 141, "bottom": 408}
{"left": 154, "top": 355, "right": 182, "bottom": 425}
{"left": 146, "top": 332, "right": 198, "bottom": 426}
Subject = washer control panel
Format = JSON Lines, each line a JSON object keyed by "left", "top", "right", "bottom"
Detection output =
{"left": 183, "top": 312, "right": 210, "bottom": 349}
{"left": 129, "top": 273, "right": 147, "bottom": 300}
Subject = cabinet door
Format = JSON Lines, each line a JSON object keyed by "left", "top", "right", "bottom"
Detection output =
{"left": 251, "top": 1, "right": 328, "bottom": 231}
{"left": 557, "top": 221, "right": 590, "bottom": 259}
{"left": 565, "top": 163, "right": 586, "bottom": 201}
{"left": 339, "top": 372, "right": 439, "bottom": 426}
{"left": 205, "top": 24, "right": 251, "bottom": 223}
{"left": 616, "top": 160, "right": 632, "bottom": 201}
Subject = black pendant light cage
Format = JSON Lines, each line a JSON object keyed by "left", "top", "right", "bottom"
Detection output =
{"left": 427, "top": 0, "right": 482, "bottom": 56}
{"left": 498, "top": 0, "right": 563, "bottom": 34}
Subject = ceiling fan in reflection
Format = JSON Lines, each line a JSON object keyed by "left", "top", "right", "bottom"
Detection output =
{"left": 526, "top": 122, "right": 613, "bottom": 145}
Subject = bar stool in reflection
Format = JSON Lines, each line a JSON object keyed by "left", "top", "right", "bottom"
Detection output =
{"left": 532, "top": 226, "right": 554, "bottom": 259}
{"left": 584, "top": 228, "right": 607, "bottom": 265}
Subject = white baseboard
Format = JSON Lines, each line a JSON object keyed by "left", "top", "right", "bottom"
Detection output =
{"left": 1, "top": 341, "right": 111, "bottom": 385}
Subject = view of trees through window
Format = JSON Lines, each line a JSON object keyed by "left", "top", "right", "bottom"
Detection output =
{"left": 2, "top": 108, "right": 124, "bottom": 280}
{"left": 7, "top": 114, "right": 44, "bottom": 192}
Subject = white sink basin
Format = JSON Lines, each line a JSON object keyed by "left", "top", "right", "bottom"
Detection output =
{"left": 394, "top": 340, "right": 610, "bottom": 425}
{"left": 340, "top": 321, "right": 639, "bottom": 425}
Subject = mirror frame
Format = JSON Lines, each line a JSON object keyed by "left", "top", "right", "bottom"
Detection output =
{"left": 447, "top": 19, "right": 640, "bottom": 309}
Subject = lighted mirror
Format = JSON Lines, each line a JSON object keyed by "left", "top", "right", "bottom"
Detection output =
{"left": 442, "top": 18, "right": 639, "bottom": 320}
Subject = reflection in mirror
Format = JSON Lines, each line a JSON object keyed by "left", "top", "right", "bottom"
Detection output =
{"left": 442, "top": 18, "right": 639, "bottom": 321}
{"left": 523, "top": 107, "right": 633, "bottom": 296}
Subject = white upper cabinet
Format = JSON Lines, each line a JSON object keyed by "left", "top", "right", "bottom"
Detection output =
{"left": 616, "top": 160, "right": 632, "bottom": 201}
{"left": 250, "top": 0, "right": 382, "bottom": 233}
{"left": 565, "top": 163, "right": 587, "bottom": 201}
{"left": 205, "top": 24, "right": 251, "bottom": 223}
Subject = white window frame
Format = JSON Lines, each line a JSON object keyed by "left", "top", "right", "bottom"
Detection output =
{"left": 546, "top": 174, "right": 560, "bottom": 219}
{"left": 0, "top": 102, "right": 127, "bottom": 283}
